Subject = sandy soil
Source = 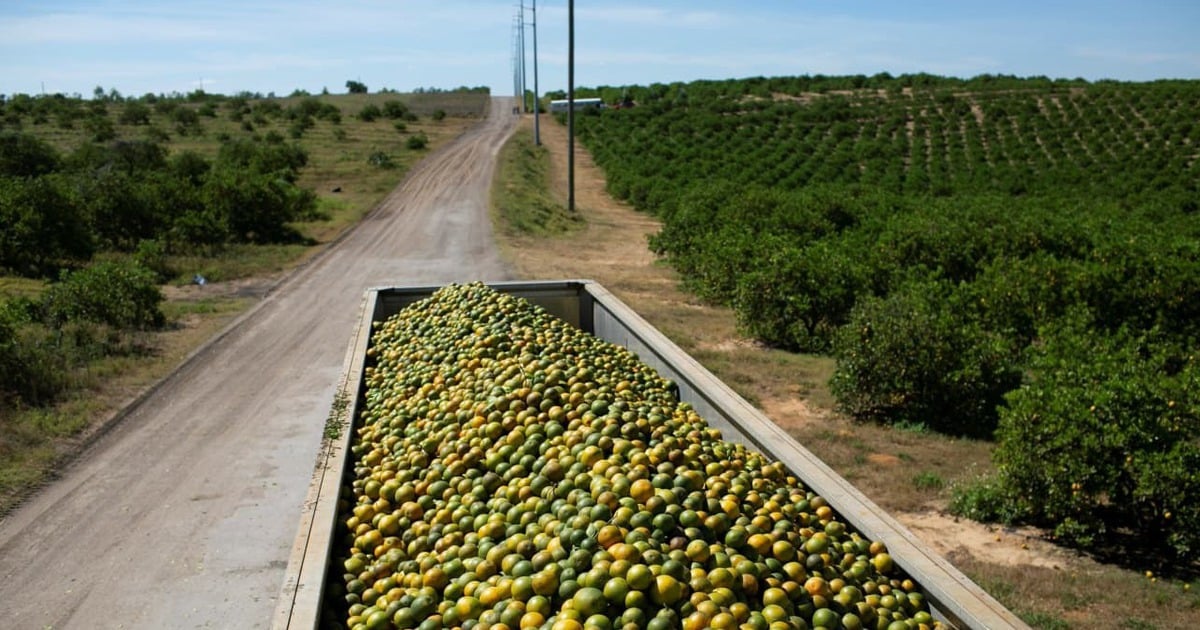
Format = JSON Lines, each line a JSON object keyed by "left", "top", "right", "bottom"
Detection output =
{"left": 0, "top": 99, "right": 517, "bottom": 629}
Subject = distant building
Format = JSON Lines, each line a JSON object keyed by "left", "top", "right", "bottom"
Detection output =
{"left": 548, "top": 98, "right": 604, "bottom": 113}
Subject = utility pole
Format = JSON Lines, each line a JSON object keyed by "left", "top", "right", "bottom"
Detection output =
{"left": 518, "top": 2, "right": 527, "bottom": 113}
{"left": 512, "top": 17, "right": 521, "bottom": 110}
{"left": 511, "top": 20, "right": 516, "bottom": 102}
{"left": 568, "top": 0, "right": 575, "bottom": 213}
{"left": 531, "top": 0, "right": 540, "bottom": 144}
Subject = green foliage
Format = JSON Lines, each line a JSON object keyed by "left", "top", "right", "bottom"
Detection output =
{"left": 991, "top": 310, "right": 1200, "bottom": 558}
{"left": 830, "top": 280, "right": 1022, "bottom": 437}
{"left": 0, "top": 131, "right": 61, "bottom": 177}
{"left": 493, "top": 128, "right": 580, "bottom": 235}
{"left": 734, "top": 239, "right": 867, "bottom": 352}
{"left": 0, "top": 175, "right": 94, "bottom": 274}
{"left": 171, "top": 106, "right": 203, "bottom": 135}
{"left": 2, "top": 120, "right": 320, "bottom": 268}
{"left": 133, "top": 239, "right": 173, "bottom": 281}
{"left": 357, "top": 103, "right": 381, "bottom": 122}
{"left": 201, "top": 167, "right": 314, "bottom": 243}
{"left": 432, "top": 109, "right": 447, "bottom": 121}
{"left": 910, "top": 471, "right": 945, "bottom": 491}
{"left": 406, "top": 132, "right": 428, "bottom": 150}
{"left": 367, "top": 151, "right": 395, "bottom": 169}
{"left": 382, "top": 100, "right": 416, "bottom": 121}
{"left": 564, "top": 77, "right": 1200, "bottom": 560}
{"left": 346, "top": 80, "right": 368, "bottom": 94}
{"left": 288, "top": 97, "right": 341, "bottom": 123}
{"left": 215, "top": 137, "right": 308, "bottom": 182}
{"left": 949, "top": 474, "right": 1023, "bottom": 524}
{"left": 0, "top": 301, "right": 71, "bottom": 406}
{"left": 118, "top": 101, "right": 152, "bottom": 125}
{"left": 40, "top": 260, "right": 165, "bottom": 330}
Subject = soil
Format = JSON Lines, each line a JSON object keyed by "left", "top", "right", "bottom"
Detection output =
{"left": 0, "top": 99, "right": 517, "bottom": 628}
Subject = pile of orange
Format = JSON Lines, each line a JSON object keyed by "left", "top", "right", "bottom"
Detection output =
{"left": 332, "top": 283, "right": 940, "bottom": 630}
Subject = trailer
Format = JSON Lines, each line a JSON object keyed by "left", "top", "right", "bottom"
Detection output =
{"left": 274, "top": 280, "right": 1028, "bottom": 630}
{"left": 548, "top": 98, "right": 604, "bottom": 113}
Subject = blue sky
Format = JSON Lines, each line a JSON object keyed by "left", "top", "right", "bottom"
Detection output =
{"left": 2, "top": 1, "right": 1198, "bottom": 98}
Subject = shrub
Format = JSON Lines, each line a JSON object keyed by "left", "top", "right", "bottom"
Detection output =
{"left": 118, "top": 101, "right": 152, "bottom": 125}
{"left": 734, "top": 239, "right": 867, "bottom": 352}
{"left": 358, "top": 104, "right": 381, "bottom": 122}
{"left": 382, "top": 100, "right": 410, "bottom": 120}
{"left": 406, "top": 132, "right": 428, "bottom": 150}
{"left": 0, "top": 174, "right": 94, "bottom": 274}
{"left": 40, "top": 260, "right": 165, "bottom": 330}
{"left": 367, "top": 151, "right": 395, "bottom": 168}
{"left": 133, "top": 239, "right": 173, "bottom": 281}
{"left": 830, "top": 280, "right": 1021, "bottom": 437}
{"left": 0, "top": 302, "right": 70, "bottom": 406}
{"left": 201, "top": 168, "right": 313, "bottom": 243}
{"left": 991, "top": 310, "right": 1200, "bottom": 558}
{"left": 215, "top": 137, "right": 308, "bottom": 181}
{"left": 432, "top": 109, "right": 446, "bottom": 121}
{"left": 0, "top": 131, "right": 61, "bottom": 176}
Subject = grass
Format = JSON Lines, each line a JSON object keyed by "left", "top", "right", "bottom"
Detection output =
{"left": 490, "top": 114, "right": 1200, "bottom": 629}
{"left": 0, "top": 277, "right": 47, "bottom": 300}
{"left": 491, "top": 126, "right": 582, "bottom": 236}
{"left": 0, "top": 90, "right": 486, "bottom": 515}
{"left": 324, "top": 389, "right": 351, "bottom": 441}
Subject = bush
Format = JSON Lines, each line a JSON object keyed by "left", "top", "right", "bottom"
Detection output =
{"left": 0, "top": 302, "right": 70, "bottom": 406}
{"left": 432, "top": 109, "right": 446, "bottom": 121}
{"left": 215, "top": 137, "right": 308, "bottom": 181}
{"left": 830, "top": 280, "right": 1021, "bottom": 437}
{"left": 0, "top": 131, "right": 61, "bottom": 176}
{"left": 367, "top": 151, "right": 395, "bottom": 169}
{"left": 358, "top": 104, "right": 381, "bottom": 122}
{"left": 201, "top": 168, "right": 313, "bottom": 243}
{"left": 406, "top": 132, "right": 428, "bottom": 150}
{"left": 0, "top": 174, "right": 94, "bottom": 274}
{"left": 118, "top": 101, "right": 152, "bottom": 125}
{"left": 133, "top": 239, "right": 173, "bottom": 281}
{"left": 990, "top": 310, "right": 1200, "bottom": 558}
{"left": 734, "top": 239, "right": 866, "bottom": 352}
{"left": 382, "top": 100, "right": 411, "bottom": 120}
{"left": 40, "top": 260, "right": 165, "bottom": 330}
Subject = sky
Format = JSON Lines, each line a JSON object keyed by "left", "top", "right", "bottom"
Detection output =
{"left": 1, "top": 1, "right": 1198, "bottom": 99}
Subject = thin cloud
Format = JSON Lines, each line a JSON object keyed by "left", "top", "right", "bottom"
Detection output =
{"left": 0, "top": 12, "right": 237, "bottom": 45}
{"left": 1072, "top": 46, "right": 1200, "bottom": 67}
{"left": 542, "top": 5, "right": 726, "bottom": 29}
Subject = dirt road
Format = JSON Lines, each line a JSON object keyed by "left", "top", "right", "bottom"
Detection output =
{"left": 0, "top": 98, "right": 517, "bottom": 629}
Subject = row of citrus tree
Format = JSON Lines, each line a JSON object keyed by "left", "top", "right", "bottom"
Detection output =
{"left": 576, "top": 81, "right": 1198, "bottom": 206}
{"left": 568, "top": 76, "right": 1200, "bottom": 560}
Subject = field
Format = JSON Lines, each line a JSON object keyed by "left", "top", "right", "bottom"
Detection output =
{"left": 562, "top": 75, "right": 1200, "bottom": 566}
{"left": 492, "top": 74, "right": 1199, "bottom": 628}
{"left": 0, "top": 88, "right": 489, "bottom": 513}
